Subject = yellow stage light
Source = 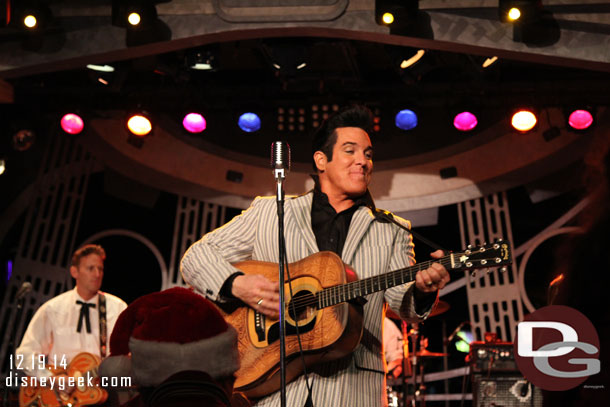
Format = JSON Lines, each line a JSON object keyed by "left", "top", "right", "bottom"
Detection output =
{"left": 511, "top": 110, "right": 537, "bottom": 132}
{"left": 508, "top": 7, "right": 521, "bottom": 21}
{"left": 24, "top": 15, "right": 37, "bottom": 28}
{"left": 127, "top": 115, "right": 152, "bottom": 136}
{"left": 382, "top": 12, "right": 394, "bottom": 25}
{"left": 127, "top": 12, "right": 141, "bottom": 26}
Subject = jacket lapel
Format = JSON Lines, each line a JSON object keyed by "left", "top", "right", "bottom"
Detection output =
{"left": 287, "top": 192, "right": 319, "bottom": 256}
{"left": 342, "top": 205, "right": 375, "bottom": 264}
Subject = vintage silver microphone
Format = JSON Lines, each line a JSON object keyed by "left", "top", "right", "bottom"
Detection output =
{"left": 271, "top": 141, "right": 291, "bottom": 181}
{"left": 271, "top": 141, "right": 290, "bottom": 407}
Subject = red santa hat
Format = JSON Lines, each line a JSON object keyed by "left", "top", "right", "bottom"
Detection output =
{"left": 99, "top": 287, "right": 239, "bottom": 387}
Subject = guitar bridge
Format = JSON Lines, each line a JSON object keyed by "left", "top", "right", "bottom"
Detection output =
{"left": 254, "top": 310, "right": 266, "bottom": 342}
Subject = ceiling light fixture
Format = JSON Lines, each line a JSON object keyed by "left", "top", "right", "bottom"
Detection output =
{"left": 86, "top": 64, "right": 115, "bottom": 73}
{"left": 400, "top": 50, "right": 425, "bottom": 69}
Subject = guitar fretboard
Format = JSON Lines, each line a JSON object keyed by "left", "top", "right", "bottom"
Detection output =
{"left": 315, "top": 256, "right": 454, "bottom": 309}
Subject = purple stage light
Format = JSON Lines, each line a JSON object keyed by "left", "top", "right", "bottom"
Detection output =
{"left": 453, "top": 112, "right": 478, "bottom": 131}
{"left": 183, "top": 113, "right": 207, "bottom": 133}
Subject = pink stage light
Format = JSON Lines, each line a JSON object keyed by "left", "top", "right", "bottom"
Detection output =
{"left": 568, "top": 110, "right": 593, "bottom": 130}
{"left": 183, "top": 113, "right": 207, "bottom": 133}
{"left": 453, "top": 112, "right": 478, "bottom": 131}
{"left": 60, "top": 113, "right": 84, "bottom": 135}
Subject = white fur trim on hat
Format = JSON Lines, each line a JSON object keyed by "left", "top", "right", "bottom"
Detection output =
{"left": 129, "top": 325, "right": 239, "bottom": 387}
{"left": 99, "top": 355, "right": 133, "bottom": 385}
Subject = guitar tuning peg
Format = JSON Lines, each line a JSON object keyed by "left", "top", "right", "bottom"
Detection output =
{"left": 500, "top": 267, "right": 507, "bottom": 273}
{"left": 486, "top": 268, "right": 492, "bottom": 274}
{"left": 493, "top": 243, "right": 500, "bottom": 249}
{"left": 497, "top": 238, "right": 503, "bottom": 242}
{"left": 471, "top": 270, "right": 477, "bottom": 277}
{"left": 482, "top": 241, "right": 487, "bottom": 246}
{"left": 467, "top": 244, "right": 473, "bottom": 249}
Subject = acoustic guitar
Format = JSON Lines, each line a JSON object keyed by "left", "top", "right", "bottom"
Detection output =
{"left": 19, "top": 352, "right": 107, "bottom": 407}
{"left": 225, "top": 240, "right": 512, "bottom": 398}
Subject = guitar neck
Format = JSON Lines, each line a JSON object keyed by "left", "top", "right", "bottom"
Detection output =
{"left": 315, "top": 256, "right": 454, "bottom": 309}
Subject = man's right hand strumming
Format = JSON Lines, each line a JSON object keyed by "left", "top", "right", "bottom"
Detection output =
{"left": 232, "top": 274, "right": 280, "bottom": 318}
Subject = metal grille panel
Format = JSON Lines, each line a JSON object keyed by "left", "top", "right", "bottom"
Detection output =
{"left": 0, "top": 136, "right": 93, "bottom": 377}
{"left": 458, "top": 192, "right": 523, "bottom": 342}
{"left": 167, "top": 197, "right": 227, "bottom": 288}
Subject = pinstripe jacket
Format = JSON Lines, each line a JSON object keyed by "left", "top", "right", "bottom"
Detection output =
{"left": 181, "top": 191, "right": 431, "bottom": 407}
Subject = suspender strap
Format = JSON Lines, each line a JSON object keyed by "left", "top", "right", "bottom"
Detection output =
{"left": 98, "top": 293, "right": 108, "bottom": 358}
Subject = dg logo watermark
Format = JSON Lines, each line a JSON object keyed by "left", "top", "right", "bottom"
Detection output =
{"left": 514, "top": 305, "right": 600, "bottom": 391}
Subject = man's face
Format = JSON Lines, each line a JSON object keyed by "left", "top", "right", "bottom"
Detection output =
{"left": 316, "top": 127, "right": 373, "bottom": 198}
{"left": 70, "top": 253, "right": 104, "bottom": 297}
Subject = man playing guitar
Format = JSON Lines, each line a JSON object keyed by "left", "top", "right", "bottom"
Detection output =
{"left": 16, "top": 244, "right": 127, "bottom": 406}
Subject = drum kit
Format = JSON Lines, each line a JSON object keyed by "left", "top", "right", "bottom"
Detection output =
{"left": 385, "top": 300, "right": 450, "bottom": 407}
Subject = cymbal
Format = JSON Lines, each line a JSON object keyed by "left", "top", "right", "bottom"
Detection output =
{"left": 414, "top": 350, "right": 448, "bottom": 358}
{"left": 430, "top": 300, "right": 450, "bottom": 317}
{"left": 385, "top": 300, "right": 450, "bottom": 320}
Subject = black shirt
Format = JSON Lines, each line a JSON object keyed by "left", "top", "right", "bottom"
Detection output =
{"left": 310, "top": 176, "right": 375, "bottom": 256}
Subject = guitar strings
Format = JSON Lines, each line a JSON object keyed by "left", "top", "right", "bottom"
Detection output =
{"left": 288, "top": 253, "right": 502, "bottom": 310}
{"left": 288, "top": 257, "right": 455, "bottom": 310}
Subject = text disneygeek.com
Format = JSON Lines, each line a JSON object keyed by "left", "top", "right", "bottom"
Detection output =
{"left": 5, "top": 374, "right": 132, "bottom": 390}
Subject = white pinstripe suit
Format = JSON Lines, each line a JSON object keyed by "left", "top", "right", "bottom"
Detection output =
{"left": 181, "top": 191, "right": 432, "bottom": 406}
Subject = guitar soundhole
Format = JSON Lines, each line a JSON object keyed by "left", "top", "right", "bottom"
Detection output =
{"left": 266, "top": 290, "right": 317, "bottom": 345}
{"left": 288, "top": 290, "right": 315, "bottom": 322}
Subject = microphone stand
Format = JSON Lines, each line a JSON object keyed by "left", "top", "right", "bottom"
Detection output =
{"left": 3, "top": 293, "right": 27, "bottom": 406}
{"left": 275, "top": 168, "right": 287, "bottom": 407}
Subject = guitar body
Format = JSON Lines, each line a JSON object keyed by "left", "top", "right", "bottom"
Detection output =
{"left": 19, "top": 352, "right": 107, "bottom": 407}
{"left": 227, "top": 251, "right": 364, "bottom": 399}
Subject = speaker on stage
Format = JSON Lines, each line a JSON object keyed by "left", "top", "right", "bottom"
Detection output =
{"left": 472, "top": 375, "right": 542, "bottom": 407}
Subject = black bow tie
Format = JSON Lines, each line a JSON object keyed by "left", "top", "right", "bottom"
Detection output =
{"left": 76, "top": 300, "right": 96, "bottom": 333}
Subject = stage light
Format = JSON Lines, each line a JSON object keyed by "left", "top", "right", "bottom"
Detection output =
{"left": 376, "top": 0, "right": 419, "bottom": 26}
{"left": 238, "top": 113, "right": 261, "bottom": 133}
{"left": 455, "top": 331, "right": 473, "bottom": 353}
{"left": 188, "top": 50, "right": 215, "bottom": 71}
{"left": 183, "top": 113, "right": 207, "bottom": 134}
{"left": 499, "top": 0, "right": 542, "bottom": 23}
{"left": 508, "top": 7, "right": 521, "bottom": 21}
{"left": 127, "top": 114, "right": 152, "bottom": 137}
{"left": 23, "top": 14, "right": 37, "bottom": 28}
{"left": 60, "top": 113, "right": 84, "bottom": 135}
{"left": 454, "top": 112, "right": 478, "bottom": 132}
{"left": 112, "top": 1, "right": 157, "bottom": 29}
{"left": 127, "top": 12, "right": 140, "bottom": 26}
{"left": 400, "top": 50, "right": 425, "bottom": 69}
{"left": 568, "top": 109, "right": 593, "bottom": 130}
{"left": 14, "top": 2, "right": 52, "bottom": 31}
{"left": 395, "top": 109, "right": 418, "bottom": 131}
{"left": 382, "top": 12, "right": 394, "bottom": 25}
{"left": 87, "top": 64, "right": 115, "bottom": 73}
{"left": 482, "top": 56, "right": 498, "bottom": 68}
{"left": 511, "top": 110, "right": 537, "bottom": 132}
{"left": 0, "top": 158, "right": 5, "bottom": 175}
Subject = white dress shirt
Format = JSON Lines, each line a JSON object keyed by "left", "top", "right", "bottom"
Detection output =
{"left": 16, "top": 288, "right": 127, "bottom": 377}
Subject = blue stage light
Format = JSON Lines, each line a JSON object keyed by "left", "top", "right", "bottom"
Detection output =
{"left": 395, "top": 109, "right": 418, "bottom": 131}
{"left": 238, "top": 113, "right": 261, "bottom": 133}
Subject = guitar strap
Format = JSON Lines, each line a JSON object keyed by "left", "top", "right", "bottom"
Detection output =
{"left": 373, "top": 209, "right": 447, "bottom": 253}
{"left": 98, "top": 293, "right": 108, "bottom": 358}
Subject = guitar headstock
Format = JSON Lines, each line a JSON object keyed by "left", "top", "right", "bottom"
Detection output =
{"left": 450, "top": 239, "right": 512, "bottom": 273}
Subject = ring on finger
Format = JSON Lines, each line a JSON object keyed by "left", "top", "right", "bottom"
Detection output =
{"left": 257, "top": 298, "right": 264, "bottom": 306}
